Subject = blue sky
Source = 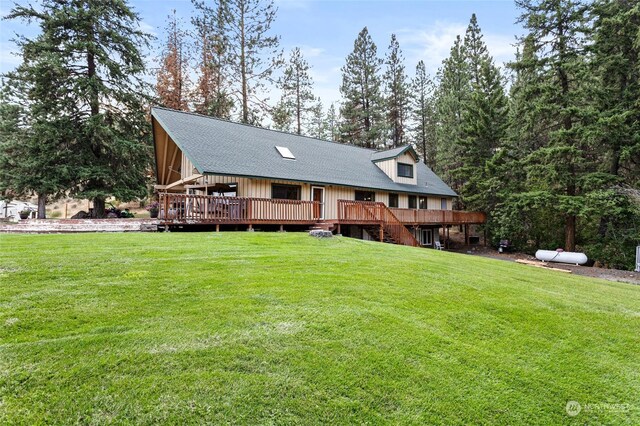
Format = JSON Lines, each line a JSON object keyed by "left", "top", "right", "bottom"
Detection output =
{"left": 0, "top": 0, "right": 523, "bottom": 107}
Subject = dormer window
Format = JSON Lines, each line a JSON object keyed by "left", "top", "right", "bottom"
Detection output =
{"left": 397, "top": 162, "right": 414, "bottom": 178}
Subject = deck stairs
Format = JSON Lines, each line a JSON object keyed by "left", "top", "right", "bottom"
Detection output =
{"left": 337, "top": 200, "right": 419, "bottom": 247}
{"left": 309, "top": 220, "right": 337, "bottom": 233}
{"left": 360, "top": 204, "right": 420, "bottom": 247}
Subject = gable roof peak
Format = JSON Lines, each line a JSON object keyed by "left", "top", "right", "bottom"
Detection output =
{"left": 371, "top": 145, "right": 419, "bottom": 162}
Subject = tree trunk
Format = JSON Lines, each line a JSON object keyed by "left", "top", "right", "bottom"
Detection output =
{"left": 240, "top": 7, "right": 248, "bottom": 124}
{"left": 565, "top": 214, "right": 576, "bottom": 251}
{"left": 37, "top": 193, "right": 47, "bottom": 219}
{"left": 93, "top": 197, "right": 106, "bottom": 218}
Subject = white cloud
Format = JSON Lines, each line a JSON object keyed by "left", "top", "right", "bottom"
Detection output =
{"left": 396, "top": 21, "right": 517, "bottom": 78}
{"left": 299, "top": 45, "right": 325, "bottom": 59}
{"left": 139, "top": 20, "right": 157, "bottom": 37}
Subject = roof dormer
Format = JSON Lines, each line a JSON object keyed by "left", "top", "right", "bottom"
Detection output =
{"left": 371, "top": 145, "right": 419, "bottom": 185}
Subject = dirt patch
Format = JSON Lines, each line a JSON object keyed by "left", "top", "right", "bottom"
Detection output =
{"left": 453, "top": 245, "right": 640, "bottom": 285}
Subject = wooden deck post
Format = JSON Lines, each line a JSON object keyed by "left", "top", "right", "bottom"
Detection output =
{"left": 337, "top": 223, "right": 341, "bottom": 235}
{"left": 216, "top": 224, "right": 220, "bottom": 232}
{"left": 279, "top": 224, "right": 284, "bottom": 232}
{"left": 446, "top": 226, "right": 450, "bottom": 248}
{"left": 464, "top": 224, "right": 469, "bottom": 246}
{"left": 379, "top": 224, "right": 384, "bottom": 242}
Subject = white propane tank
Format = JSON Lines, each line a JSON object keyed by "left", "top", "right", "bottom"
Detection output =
{"left": 535, "top": 250, "right": 588, "bottom": 265}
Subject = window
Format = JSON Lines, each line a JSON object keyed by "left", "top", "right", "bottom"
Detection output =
{"left": 355, "top": 191, "right": 375, "bottom": 202}
{"left": 397, "top": 162, "right": 414, "bottom": 178}
{"left": 441, "top": 198, "right": 448, "bottom": 210}
{"left": 419, "top": 196, "right": 428, "bottom": 210}
{"left": 388, "top": 193, "right": 399, "bottom": 208}
{"left": 275, "top": 146, "right": 295, "bottom": 159}
{"left": 408, "top": 195, "right": 417, "bottom": 209}
{"left": 272, "top": 184, "right": 301, "bottom": 200}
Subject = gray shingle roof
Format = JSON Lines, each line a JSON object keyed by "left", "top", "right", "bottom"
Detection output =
{"left": 151, "top": 107, "right": 457, "bottom": 197}
{"left": 370, "top": 145, "right": 418, "bottom": 162}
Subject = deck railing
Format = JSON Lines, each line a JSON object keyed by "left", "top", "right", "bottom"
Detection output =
{"left": 337, "top": 200, "right": 420, "bottom": 247}
{"left": 390, "top": 208, "right": 486, "bottom": 225}
{"left": 158, "top": 193, "right": 321, "bottom": 224}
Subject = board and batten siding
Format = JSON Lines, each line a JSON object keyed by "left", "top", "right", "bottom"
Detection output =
{"left": 373, "top": 152, "right": 418, "bottom": 186}
{"left": 189, "top": 174, "right": 451, "bottom": 220}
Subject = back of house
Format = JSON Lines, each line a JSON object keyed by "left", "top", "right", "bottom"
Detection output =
{"left": 151, "top": 106, "right": 485, "bottom": 247}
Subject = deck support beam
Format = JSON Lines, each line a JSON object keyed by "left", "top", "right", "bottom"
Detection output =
{"left": 216, "top": 224, "right": 220, "bottom": 232}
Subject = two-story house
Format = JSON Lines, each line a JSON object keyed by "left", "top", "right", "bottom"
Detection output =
{"left": 152, "top": 106, "right": 485, "bottom": 247}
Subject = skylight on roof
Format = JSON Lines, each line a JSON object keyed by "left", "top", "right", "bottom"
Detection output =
{"left": 275, "top": 146, "right": 295, "bottom": 160}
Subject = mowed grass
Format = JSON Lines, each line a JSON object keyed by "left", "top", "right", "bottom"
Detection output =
{"left": 0, "top": 232, "right": 639, "bottom": 425}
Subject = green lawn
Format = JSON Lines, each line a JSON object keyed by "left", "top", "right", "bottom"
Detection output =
{"left": 1, "top": 232, "right": 639, "bottom": 424}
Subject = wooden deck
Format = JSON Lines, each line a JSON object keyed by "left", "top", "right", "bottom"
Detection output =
{"left": 158, "top": 194, "right": 486, "bottom": 228}
{"left": 389, "top": 208, "right": 486, "bottom": 225}
{"left": 158, "top": 193, "right": 321, "bottom": 225}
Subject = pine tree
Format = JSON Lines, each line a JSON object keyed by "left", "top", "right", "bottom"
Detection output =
{"left": 458, "top": 15, "right": 509, "bottom": 211}
{"left": 411, "top": 60, "right": 437, "bottom": 168}
{"left": 462, "top": 13, "right": 508, "bottom": 161}
{"left": 326, "top": 103, "right": 339, "bottom": 141}
{"left": 6, "top": 0, "right": 153, "bottom": 218}
{"left": 582, "top": 0, "right": 640, "bottom": 267}
{"left": 383, "top": 34, "right": 410, "bottom": 148}
{"left": 226, "top": 0, "right": 282, "bottom": 124}
{"left": 464, "top": 14, "right": 489, "bottom": 86}
{"left": 339, "top": 27, "right": 384, "bottom": 148}
{"left": 589, "top": 0, "right": 640, "bottom": 186}
{"left": 277, "top": 47, "right": 316, "bottom": 135}
{"left": 191, "top": 0, "right": 233, "bottom": 118}
{"left": 0, "top": 78, "right": 73, "bottom": 218}
{"left": 434, "top": 35, "right": 470, "bottom": 192}
{"left": 507, "top": 35, "right": 548, "bottom": 155}
{"left": 271, "top": 97, "right": 292, "bottom": 132}
{"left": 511, "top": 0, "right": 591, "bottom": 251}
{"left": 156, "top": 10, "right": 189, "bottom": 110}
{"left": 307, "top": 100, "right": 327, "bottom": 139}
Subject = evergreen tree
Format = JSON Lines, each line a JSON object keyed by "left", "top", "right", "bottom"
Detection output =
{"left": 307, "top": 100, "right": 327, "bottom": 139}
{"left": 326, "top": 103, "right": 339, "bottom": 141}
{"left": 277, "top": 47, "right": 316, "bottom": 135}
{"left": 411, "top": 60, "right": 437, "bottom": 168}
{"left": 383, "top": 34, "right": 410, "bottom": 148}
{"left": 271, "top": 97, "right": 292, "bottom": 132}
{"left": 434, "top": 35, "right": 470, "bottom": 192}
{"left": 464, "top": 14, "right": 489, "bottom": 86}
{"left": 507, "top": 35, "right": 548, "bottom": 154}
{"left": 0, "top": 78, "right": 73, "bottom": 218}
{"left": 6, "top": 0, "right": 153, "bottom": 218}
{"left": 226, "top": 0, "right": 282, "bottom": 124}
{"left": 458, "top": 15, "right": 509, "bottom": 211}
{"left": 511, "top": 0, "right": 591, "bottom": 251}
{"left": 191, "top": 0, "right": 233, "bottom": 118}
{"left": 156, "top": 9, "right": 189, "bottom": 110}
{"left": 339, "top": 27, "right": 384, "bottom": 148}
{"left": 582, "top": 0, "right": 640, "bottom": 267}
{"left": 589, "top": 0, "right": 640, "bottom": 186}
